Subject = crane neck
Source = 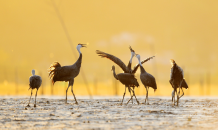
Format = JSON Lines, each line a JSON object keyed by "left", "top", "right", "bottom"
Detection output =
{"left": 112, "top": 69, "right": 118, "bottom": 80}
{"left": 77, "top": 46, "right": 82, "bottom": 54}
{"left": 129, "top": 52, "right": 134, "bottom": 64}
{"left": 137, "top": 57, "right": 142, "bottom": 66}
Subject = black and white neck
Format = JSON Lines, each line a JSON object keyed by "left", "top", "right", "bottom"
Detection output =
{"left": 136, "top": 54, "right": 146, "bottom": 73}
{"left": 77, "top": 44, "right": 82, "bottom": 54}
{"left": 129, "top": 52, "right": 135, "bottom": 64}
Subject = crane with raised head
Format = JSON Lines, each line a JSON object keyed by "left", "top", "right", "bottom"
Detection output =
{"left": 170, "top": 59, "right": 187, "bottom": 106}
{"left": 48, "top": 43, "right": 86, "bottom": 104}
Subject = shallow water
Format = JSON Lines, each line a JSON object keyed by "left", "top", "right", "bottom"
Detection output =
{"left": 0, "top": 97, "right": 218, "bottom": 129}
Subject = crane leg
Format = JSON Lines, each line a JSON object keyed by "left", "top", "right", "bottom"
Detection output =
{"left": 70, "top": 79, "right": 78, "bottom": 105}
{"left": 179, "top": 88, "right": 184, "bottom": 99}
{"left": 177, "top": 81, "right": 183, "bottom": 106}
{"left": 147, "top": 87, "right": 149, "bottom": 105}
{"left": 121, "top": 86, "right": 127, "bottom": 105}
{"left": 65, "top": 83, "right": 70, "bottom": 104}
{"left": 34, "top": 88, "right": 38, "bottom": 107}
{"left": 174, "top": 89, "right": 177, "bottom": 105}
{"left": 26, "top": 89, "right": 33, "bottom": 107}
{"left": 127, "top": 87, "right": 134, "bottom": 105}
{"left": 128, "top": 87, "right": 134, "bottom": 104}
{"left": 132, "top": 89, "right": 139, "bottom": 105}
{"left": 145, "top": 86, "right": 148, "bottom": 104}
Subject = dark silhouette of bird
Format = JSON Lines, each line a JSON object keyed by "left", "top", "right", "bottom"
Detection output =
{"left": 96, "top": 48, "right": 155, "bottom": 104}
{"left": 169, "top": 59, "right": 185, "bottom": 106}
{"left": 96, "top": 47, "right": 138, "bottom": 104}
{"left": 48, "top": 43, "right": 86, "bottom": 104}
{"left": 27, "top": 69, "right": 42, "bottom": 107}
{"left": 127, "top": 55, "right": 155, "bottom": 104}
{"left": 171, "top": 79, "right": 188, "bottom": 104}
{"left": 135, "top": 54, "right": 157, "bottom": 105}
{"left": 111, "top": 65, "right": 139, "bottom": 104}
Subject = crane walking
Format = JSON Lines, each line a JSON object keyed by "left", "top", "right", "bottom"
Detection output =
{"left": 27, "top": 69, "right": 42, "bottom": 107}
{"left": 48, "top": 43, "right": 86, "bottom": 104}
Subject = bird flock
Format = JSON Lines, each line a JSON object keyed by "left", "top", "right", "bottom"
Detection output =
{"left": 27, "top": 43, "right": 188, "bottom": 107}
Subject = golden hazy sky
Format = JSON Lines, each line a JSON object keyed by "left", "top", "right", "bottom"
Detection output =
{"left": 0, "top": 0, "right": 218, "bottom": 86}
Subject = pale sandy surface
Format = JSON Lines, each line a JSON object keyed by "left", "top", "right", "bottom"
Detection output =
{"left": 1, "top": 96, "right": 218, "bottom": 130}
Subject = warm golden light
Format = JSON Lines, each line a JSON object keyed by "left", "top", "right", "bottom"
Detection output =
{"left": 0, "top": 1, "right": 217, "bottom": 96}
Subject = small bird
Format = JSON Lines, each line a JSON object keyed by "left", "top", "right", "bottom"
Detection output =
{"left": 169, "top": 59, "right": 186, "bottom": 106}
{"left": 135, "top": 54, "right": 157, "bottom": 105}
{"left": 27, "top": 69, "right": 42, "bottom": 107}
{"left": 48, "top": 43, "right": 86, "bottom": 104}
{"left": 171, "top": 79, "right": 188, "bottom": 103}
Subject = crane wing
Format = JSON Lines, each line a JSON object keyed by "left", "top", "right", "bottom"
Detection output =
{"left": 131, "top": 56, "right": 155, "bottom": 74}
{"left": 96, "top": 50, "right": 129, "bottom": 73}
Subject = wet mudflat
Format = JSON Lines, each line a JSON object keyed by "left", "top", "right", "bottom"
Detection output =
{"left": 0, "top": 97, "right": 218, "bottom": 130}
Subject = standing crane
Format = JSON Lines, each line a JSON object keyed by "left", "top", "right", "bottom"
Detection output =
{"left": 135, "top": 54, "right": 157, "bottom": 105}
{"left": 111, "top": 65, "right": 140, "bottom": 104}
{"left": 170, "top": 59, "right": 188, "bottom": 106}
{"left": 27, "top": 69, "right": 42, "bottom": 107}
{"left": 48, "top": 43, "right": 86, "bottom": 104}
{"left": 171, "top": 79, "right": 188, "bottom": 104}
{"left": 96, "top": 47, "right": 138, "bottom": 104}
{"left": 126, "top": 55, "right": 155, "bottom": 104}
{"left": 96, "top": 47, "right": 155, "bottom": 104}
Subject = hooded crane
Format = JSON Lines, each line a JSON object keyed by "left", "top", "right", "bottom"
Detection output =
{"left": 135, "top": 54, "right": 157, "bottom": 105}
{"left": 171, "top": 79, "right": 188, "bottom": 104}
{"left": 111, "top": 65, "right": 139, "bottom": 104}
{"left": 27, "top": 69, "right": 42, "bottom": 107}
{"left": 96, "top": 48, "right": 155, "bottom": 104}
{"left": 48, "top": 43, "right": 86, "bottom": 104}
{"left": 96, "top": 47, "right": 139, "bottom": 104}
{"left": 126, "top": 55, "right": 155, "bottom": 104}
{"left": 169, "top": 59, "right": 187, "bottom": 106}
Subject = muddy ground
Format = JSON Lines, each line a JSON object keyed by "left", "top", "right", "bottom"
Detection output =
{"left": 0, "top": 96, "right": 218, "bottom": 130}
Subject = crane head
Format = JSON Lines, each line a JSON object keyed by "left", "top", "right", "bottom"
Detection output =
{"left": 129, "top": 46, "right": 135, "bottom": 53}
{"left": 77, "top": 43, "right": 87, "bottom": 48}
{"left": 111, "top": 65, "right": 115, "bottom": 71}
{"left": 135, "top": 54, "right": 140, "bottom": 59}
{"left": 170, "top": 59, "right": 175, "bottom": 66}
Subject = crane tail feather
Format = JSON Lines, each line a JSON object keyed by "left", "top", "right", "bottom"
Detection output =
{"left": 48, "top": 62, "right": 61, "bottom": 84}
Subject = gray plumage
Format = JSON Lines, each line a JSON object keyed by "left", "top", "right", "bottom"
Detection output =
{"left": 96, "top": 48, "right": 154, "bottom": 104}
{"left": 112, "top": 65, "right": 139, "bottom": 104}
{"left": 27, "top": 69, "right": 42, "bottom": 107}
{"left": 171, "top": 79, "right": 188, "bottom": 103}
{"left": 97, "top": 47, "right": 138, "bottom": 104}
{"left": 169, "top": 59, "right": 187, "bottom": 106}
{"left": 136, "top": 54, "right": 157, "bottom": 105}
{"left": 48, "top": 44, "right": 86, "bottom": 104}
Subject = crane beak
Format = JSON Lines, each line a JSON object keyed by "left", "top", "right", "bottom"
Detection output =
{"left": 154, "top": 89, "right": 156, "bottom": 93}
{"left": 81, "top": 44, "right": 87, "bottom": 47}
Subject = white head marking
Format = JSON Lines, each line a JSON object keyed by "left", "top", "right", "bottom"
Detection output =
{"left": 76, "top": 44, "right": 82, "bottom": 54}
